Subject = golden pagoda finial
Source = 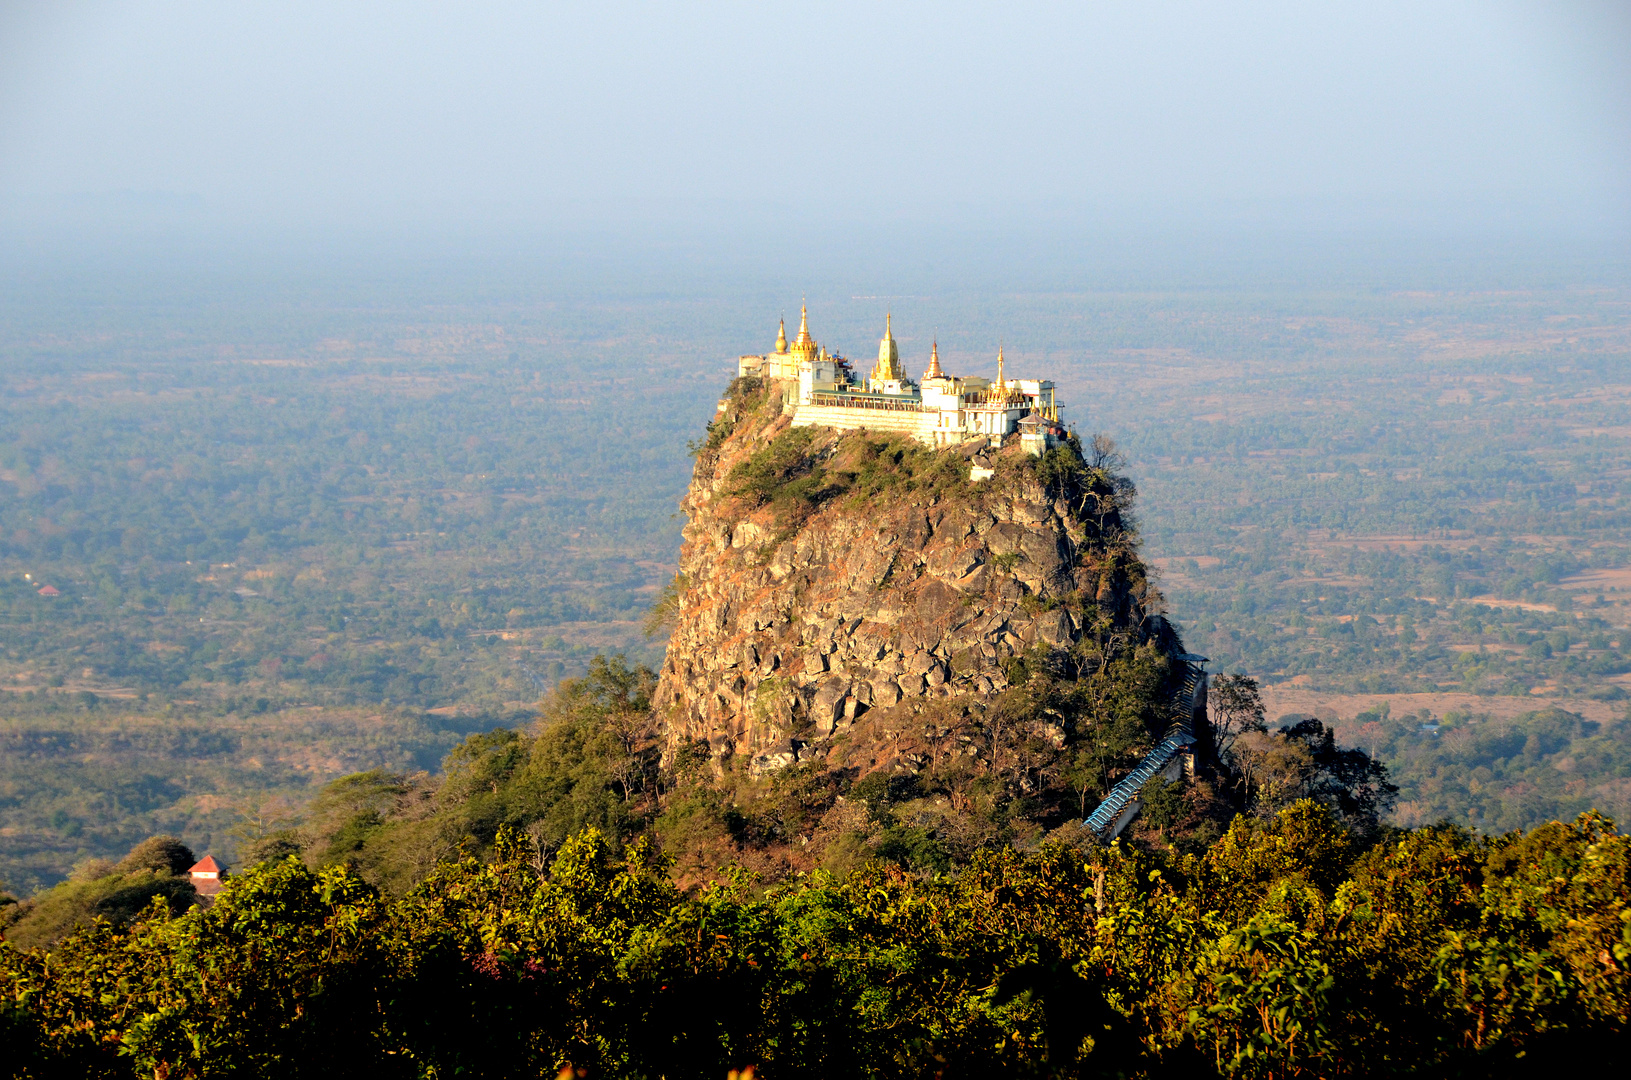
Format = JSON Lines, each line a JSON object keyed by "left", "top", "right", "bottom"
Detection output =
{"left": 873, "top": 312, "right": 901, "bottom": 384}
{"left": 924, "top": 338, "right": 942, "bottom": 380}
{"left": 996, "top": 345, "right": 1006, "bottom": 392}
{"left": 775, "top": 315, "right": 788, "bottom": 354}
{"left": 789, "top": 299, "right": 817, "bottom": 362}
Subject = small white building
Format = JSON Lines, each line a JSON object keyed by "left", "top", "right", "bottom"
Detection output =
{"left": 188, "top": 855, "right": 226, "bottom": 900}
{"left": 739, "top": 308, "right": 1064, "bottom": 450}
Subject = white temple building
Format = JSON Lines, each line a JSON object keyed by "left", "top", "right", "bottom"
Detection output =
{"left": 737, "top": 307, "right": 1065, "bottom": 452}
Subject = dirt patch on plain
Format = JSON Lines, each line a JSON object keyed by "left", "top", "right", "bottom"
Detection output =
{"left": 1259, "top": 686, "right": 1625, "bottom": 728}
{"left": 1460, "top": 596, "right": 1558, "bottom": 614}
{"left": 1562, "top": 567, "right": 1631, "bottom": 592}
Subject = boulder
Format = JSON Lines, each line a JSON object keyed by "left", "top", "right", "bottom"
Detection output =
{"left": 905, "top": 650, "right": 938, "bottom": 676}
{"left": 1034, "top": 608, "right": 1074, "bottom": 648}
{"left": 811, "top": 678, "right": 851, "bottom": 735}
{"left": 750, "top": 738, "right": 803, "bottom": 776}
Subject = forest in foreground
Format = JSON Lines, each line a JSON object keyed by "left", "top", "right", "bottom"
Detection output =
{"left": 2, "top": 806, "right": 1627, "bottom": 1078}
{"left": 0, "top": 616, "right": 1623, "bottom": 1076}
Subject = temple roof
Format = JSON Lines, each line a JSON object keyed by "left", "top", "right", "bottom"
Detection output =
{"left": 924, "top": 339, "right": 943, "bottom": 379}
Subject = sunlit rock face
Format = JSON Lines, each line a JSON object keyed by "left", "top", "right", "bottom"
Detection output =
{"left": 653, "top": 379, "right": 1160, "bottom": 777}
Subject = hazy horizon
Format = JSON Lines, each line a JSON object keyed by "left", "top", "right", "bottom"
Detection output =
{"left": 4, "top": 1, "right": 1629, "bottom": 270}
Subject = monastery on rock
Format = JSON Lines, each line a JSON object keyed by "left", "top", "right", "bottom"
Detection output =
{"left": 737, "top": 306, "right": 1065, "bottom": 454}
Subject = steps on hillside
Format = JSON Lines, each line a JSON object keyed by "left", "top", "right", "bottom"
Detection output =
{"left": 1081, "top": 654, "right": 1208, "bottom": 842}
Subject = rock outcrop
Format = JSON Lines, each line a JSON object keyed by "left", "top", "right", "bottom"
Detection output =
{"left": 653, "top": 377, "right": 1165, "bottom": 775}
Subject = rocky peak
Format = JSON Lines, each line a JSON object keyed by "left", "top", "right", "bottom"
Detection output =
{"left": 653, "top": 376, "right": 1167, "bottom": 777}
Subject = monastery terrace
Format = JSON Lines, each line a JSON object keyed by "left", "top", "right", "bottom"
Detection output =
{"left": 737, "top": 306, "right": 1065, "bottom": 454}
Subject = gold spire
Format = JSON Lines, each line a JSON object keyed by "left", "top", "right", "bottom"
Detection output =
{"left": 996, "top": 345, "right": 1006, "bottom": 392}
{"left": 924, "top": 338, "right": 942, "bottom": 379}
{"left": 872, "top": 312, "right": 902, "bottom": 385}
{"left": 775, "top": 316, "right": 788, "bottom": 354}
{"left": 790, "top": 300, "right": 817, "bottom": 362}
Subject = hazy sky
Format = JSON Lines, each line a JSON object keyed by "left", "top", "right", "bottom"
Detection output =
{"left": 2, "top": 1, "right": 1628, "bottom": 242}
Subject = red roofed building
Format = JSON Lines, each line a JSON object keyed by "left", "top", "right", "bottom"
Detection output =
{"left": 36, "top": 585, "right": 60, "bottom": 597}
{"left": 188, "top": 855, "right": 227, "bottom": 899}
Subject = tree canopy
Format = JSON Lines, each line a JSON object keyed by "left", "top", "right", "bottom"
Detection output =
{"left": 3, "top": 804, "right": 1628, "bottom": 1078}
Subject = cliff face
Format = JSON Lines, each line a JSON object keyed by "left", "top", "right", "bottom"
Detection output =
{"left": 653, "top": 377, "right": 1166, "bottom": 777}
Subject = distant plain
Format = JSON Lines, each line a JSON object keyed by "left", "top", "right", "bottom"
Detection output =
{"left": 2, "top": 256, "right": 1628, "bottom": 891}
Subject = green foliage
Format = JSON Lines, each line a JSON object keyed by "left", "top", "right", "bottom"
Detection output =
{"left": 0, "top": 834, "right": 198, "bottom": 949}
{"left": 727, "top": 427, "right": 822, "bottom": 510}
{"left": 725, "top": 428, "right": 971, "bottom": 534}
{"left": 281, "top": 655, "right": 661, "bottom": 894}
{"left": 113, "top": 835, "right": 197, "bottom": 877}
{"left": 1140, "top": 777, "right": 1185, "bottom": 832}
{"left": 835, "top": 434, "right": 967, "bottom": 503}
{"left": 642, "top": 571, "right": 688, "bottom": 639}
{"left": 4, "top": 806, "right": 1628, "bottom": 1077}
{"left": 1328, "top": 705, "right": 1631, "bottom": 833}
{"left": 1225, "top": 718, "right": 1398, "bottom": 838}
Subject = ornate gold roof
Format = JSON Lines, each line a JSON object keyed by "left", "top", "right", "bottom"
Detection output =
{"left": 790, "top": 302, "right": 818, "bottom": 362}
{"left": 774, "top": 317, "right": 788, "bottom": 354}
{"left": 871, "top": 312, "right": 903, "bottom": 384}
{"left": 993, "top": 346, "right": 1022, "bottom": 400}
{"left": 924, "top": 338, "right": 943, "bottom": 380}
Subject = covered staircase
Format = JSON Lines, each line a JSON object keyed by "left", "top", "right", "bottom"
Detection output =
{"left": 1081, "top": 651, "right": 1208, "bottom": 841}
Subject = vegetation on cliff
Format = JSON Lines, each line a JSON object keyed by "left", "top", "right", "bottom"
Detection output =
{"left": 0, "top": 837, "right": 198, "bottom": 951}
{"left": 648, "top": 374, "right": 1205, "bottom": 877}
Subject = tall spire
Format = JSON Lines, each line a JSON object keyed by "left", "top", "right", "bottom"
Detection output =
{"left": 775, "top": 315, "right": 788, "bottom": 354}
{"left": 996, "top": 345, "right": 1006, "bottom": 392}
{"left": 874, "top": 311, "right": 901, "bottom": 383}
{"left": 790, "top": 299, "right": 817, "bottom": 362}
{"left": 924, "top": 338, "right": 943, "bottom": 379}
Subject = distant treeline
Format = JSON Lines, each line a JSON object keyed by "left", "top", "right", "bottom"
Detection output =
{"left": 1124, "top": 404, "right": 1631, "bottom": 698}
{"left": 0, "top": 336, "right": 699, "bottom": 894}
